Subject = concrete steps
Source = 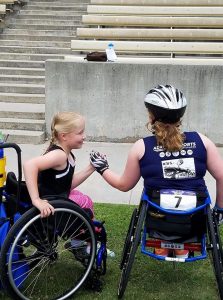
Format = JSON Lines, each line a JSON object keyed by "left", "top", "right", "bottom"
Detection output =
{"left": 0, "top": 117, "right": 45, "bottom": 131}
{"left": 8, "top": 19, "right": 82, "bottom": 26}
{"left": 0, "top": 0, "right": 89, "bottom": 144}
{"left": 0, "top": 53, "right": 65, "bottom": 60}
{"left": 0, "top": 34, "right": 74, "bottom": 41}
{"left": 1, "top": 129, "right": 46, "bottom": 144}
{"left": 17, "top": 13, "right": 82, "bottom": 20}
{"left": 0, "top": 102, "right": 45, "bottom": 118}
{"left": 0, "top": 39, "right": 70, "bottom": 47}
{"left": 0, "top": 67, "right": 45, "bottom": 76}
{"left": 7, "top": 24, "right": 80, "bottom": 30}
{"left": 0, "top": 60, "right": 45, "bottom": 68}
{"left": 2, "top": 29, "right": 77, "bottom": 36}
{"left": 23, "top": 5, "right": 87, "bottom": 11}
{"left": 0, "top": 74, "right": 45, "bottom": 84}
{"left": 0, "top": 46, "right": 72, "bottom": 54}
{"left": 0, "top": 92, "right": 45, "bottom": 103}
{"left": 0, "top": 83, "right": 45, "bottom": 94}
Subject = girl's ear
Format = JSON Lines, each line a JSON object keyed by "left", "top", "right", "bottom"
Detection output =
{"left": 58, "top": 132, "right": 67, "bottom": 141}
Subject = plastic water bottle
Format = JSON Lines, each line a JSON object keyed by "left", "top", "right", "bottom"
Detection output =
{"left": 106, "top": 42, "right": 117, "bottom": 62}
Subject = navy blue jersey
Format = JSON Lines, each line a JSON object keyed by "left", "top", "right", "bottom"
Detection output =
{"left": 38, "top": 145, "right": 75, "bottom": 197}
{"left": 139, "top": 132, "right": 207, "bottom": 192}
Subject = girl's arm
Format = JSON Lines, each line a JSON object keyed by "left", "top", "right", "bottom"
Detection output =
{"left": 71, "top": 163, "right": 95, "bottom": 189}
{"left": 23, "top": 150, "right": 67, "bottom": 217}
{"left": 92, "top": 139, "right": 144, "bottom": 192}
{"left": 199, "top": 133, "right": 223, "bottom": 208}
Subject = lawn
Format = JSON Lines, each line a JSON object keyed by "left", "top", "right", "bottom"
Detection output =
{"left": 0, "top": 203, "right": 220, "bottom": 300}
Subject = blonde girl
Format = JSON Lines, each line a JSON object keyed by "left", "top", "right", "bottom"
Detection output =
{"left": 23, "top": 111, "right": 95, "bottom": 218}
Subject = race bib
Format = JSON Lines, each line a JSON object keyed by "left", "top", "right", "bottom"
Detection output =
{"left": 160, "top": 189, "right": 197, "bottom": 211}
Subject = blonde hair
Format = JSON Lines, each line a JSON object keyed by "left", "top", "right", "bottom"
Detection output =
{"left": 47, "top": 111, "right": 84, "bottom": 150}
{"left": 149, "top": 121, "right": 185, "bottom": 152}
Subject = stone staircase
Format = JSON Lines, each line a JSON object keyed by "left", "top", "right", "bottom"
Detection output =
{"left": 0, "top": 0, "right": 89, "bottom": 144}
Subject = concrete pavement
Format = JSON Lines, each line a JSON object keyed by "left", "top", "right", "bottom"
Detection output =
{"left": 4, "top": 141, "right": 222, "bottom": 206}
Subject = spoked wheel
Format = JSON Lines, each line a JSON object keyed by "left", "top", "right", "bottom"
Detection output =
{"left": 120, "top": 208, "right": 138, "bottom": 270}
{"left": 118, "top": 201, "right": 147, "bottom": 299}
{"left": 0, "top": 200, "right": 96, "bottom": 300}
{"left": 207, "top": 205, "right": 223, "bottom": 299}
{"left": 212, "top": 210, "right": 223, "bottom": 269}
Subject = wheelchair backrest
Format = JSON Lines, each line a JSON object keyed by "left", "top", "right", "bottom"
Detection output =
{"left": 142, "top": 189, "right": 210, "bottom": 242}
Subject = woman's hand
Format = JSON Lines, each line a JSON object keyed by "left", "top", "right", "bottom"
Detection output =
{"left": 90, "top": 150, "right": 109, "bottom": 175}
{"left": 33, "top": 197, "right": 55, "bottom": 218}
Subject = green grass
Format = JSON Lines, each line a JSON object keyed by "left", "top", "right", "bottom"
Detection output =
{"left": 0, "top": 203, "right": 220, "bottom": 300}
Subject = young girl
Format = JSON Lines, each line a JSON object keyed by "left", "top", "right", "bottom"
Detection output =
{"left": 23, "top": 111, "right": 95, "bottom": 218}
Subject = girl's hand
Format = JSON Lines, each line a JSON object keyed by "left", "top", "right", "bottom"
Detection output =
{"left": 90, "top": 150, "right": 109, "bottom": 175}
{"left": 33, "top": 198, "right": 55, "bottom": 218}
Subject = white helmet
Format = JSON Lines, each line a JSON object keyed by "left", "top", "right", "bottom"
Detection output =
{"left": 144, "top": 85, "right": 187, "bottom": 123}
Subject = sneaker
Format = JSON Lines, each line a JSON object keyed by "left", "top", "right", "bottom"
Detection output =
{"left": 154, "top": 248, "right": 169, "bottom": 257}
{"left": 175, "top": 249, "right": 189, "bottom": 258}
{"left": 64, "top": 239, "right": 90, "bottom": 259}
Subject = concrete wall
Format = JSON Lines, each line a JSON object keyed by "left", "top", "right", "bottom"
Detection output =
{"left": 45, "top": 58, "right": 223, "bottom": 145}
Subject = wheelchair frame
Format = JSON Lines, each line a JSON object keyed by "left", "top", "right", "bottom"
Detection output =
{"left": 0, "top": 143, "right": 107, "bottom": 300}
{"left": 118, "top": 190, "right": 223, "bottom": 299}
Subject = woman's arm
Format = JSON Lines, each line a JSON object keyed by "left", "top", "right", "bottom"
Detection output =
{"left": 71, "top": 163, "right": 95, "bottom": 189}
{"left": 199, "top": 133, "right": 223, "bottom": 208}
{"left": 23, "top": 150, "right": 67, "bottom": 217}
{"left": 92, "top": 139, "right": 144, "bottom": 192}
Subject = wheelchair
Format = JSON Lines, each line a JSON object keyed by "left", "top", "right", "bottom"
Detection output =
{"left": 118, "top": 188, "right": 223, "bottom": 299}
{"left": 0, "top": 143, "right": 107, "bottom": 300}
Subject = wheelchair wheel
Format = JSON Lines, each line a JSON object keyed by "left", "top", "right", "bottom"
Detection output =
{"left": 0, "top": 199, "right": 96, "bottom": 300}
{"left": 207, "top": 205, "right": 223, "bottom": 299}
{"left": 120, "top": 208, "right": 138, "bottom": 270}
{"left": 118, "top": 201, "right": 147, "bottom": 299}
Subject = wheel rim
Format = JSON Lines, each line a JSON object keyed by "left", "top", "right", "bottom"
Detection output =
{"left": 7, "top": 207, "right": 96, "bottom": 300}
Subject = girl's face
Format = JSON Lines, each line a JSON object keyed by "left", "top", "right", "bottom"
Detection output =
{"left": 62, "top": 118, "right": 86, "bottom": 149}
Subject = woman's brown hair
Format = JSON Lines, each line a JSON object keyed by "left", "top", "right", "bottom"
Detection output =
{"left": 151, "top": 121, "right": 185, "bottom": 152}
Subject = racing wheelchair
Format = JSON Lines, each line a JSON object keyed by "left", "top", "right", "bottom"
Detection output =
{"left": 0, "top": 143, "right": 107, "bottom": 300}
{"left": 118, "top": 188, "right": 223, "bottom": 299}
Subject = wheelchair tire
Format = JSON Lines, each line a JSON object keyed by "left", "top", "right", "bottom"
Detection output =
{"left": 0, "top": 199, "right": 96, "bottom": 300}
{"left": 120, "top": 208, "right": 138, "bottom": 270}
{"left": 118, "top": 201, "right": 147, "bottom": 299}
{"left": 207, "top": 205, "right": 223, "bottom": 299}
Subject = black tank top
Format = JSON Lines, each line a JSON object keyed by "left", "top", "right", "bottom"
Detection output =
{"left": 38, "top": 144, "right": 75, "bottom": 197}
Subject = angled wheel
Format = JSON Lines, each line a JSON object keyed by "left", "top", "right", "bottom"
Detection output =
{"left": 120, "top": 208, "right": 138, "bottom": 270}
{"left": 118, "top": 201, "right": 147, "bottom": 299}
{"left": 0, "top": 199, "right": 96, "bottom": 300}
{"left": 207, "top": 205, "right": 223, "bottom": 299}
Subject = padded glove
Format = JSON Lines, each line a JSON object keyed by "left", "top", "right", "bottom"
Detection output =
{"left": 90, "top": 150, "right": 109, "bottom": 175}
{"left": 213, "top": 204, "right": 223, "bottom": 225}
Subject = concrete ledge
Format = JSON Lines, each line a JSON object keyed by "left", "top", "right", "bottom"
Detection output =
{"left": 71, "top": 40, "right": 223, "bottom": 54}
{"left": 77, "top": 28, "right": 223, "bottom": 40}
{"left": 90, "top": 0, "right": 223, "bottom": 6}
{"left": 64, "top": 55, "right": 223, "bottom": 65}
{"left": 0, "top": 0, "right": 14, "bottom": 3}
{"left": 45, "top": 59, "right": 223, "bottom": 145}
{"left": 87, "top": 5, "right": 223, "bottom": 16}
{"left": 82, "top": 15, "right": 223, "bottom": 27}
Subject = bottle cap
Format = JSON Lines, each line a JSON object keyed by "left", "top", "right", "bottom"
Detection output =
{"left": 108, "top": 43, "right": 114, "bottom": 48}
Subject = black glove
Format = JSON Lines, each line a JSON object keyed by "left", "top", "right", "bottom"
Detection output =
{"left": 213, "top": 205, "right": 223, "bottom": 225}
{"left": 90, "top": 150, "right": 109, "bottom": 175}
